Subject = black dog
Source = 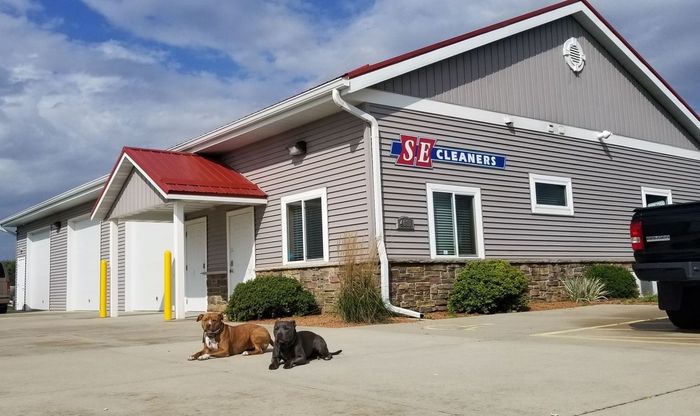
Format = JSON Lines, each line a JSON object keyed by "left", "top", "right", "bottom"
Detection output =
{"left": 269, "top": 320, "right": 341, "bottom": 370}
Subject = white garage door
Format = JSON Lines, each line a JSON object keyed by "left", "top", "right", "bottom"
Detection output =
{"left": 67, "top": 218, "right": 101, "bottom": 310}
{"left": 125, "top": 221, "right": 172, "bottom": 311}
{"left": 26, "top": 228, "right": 50, "bottom": 310}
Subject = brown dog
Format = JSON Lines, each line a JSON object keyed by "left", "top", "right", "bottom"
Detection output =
{"left": 188, "top": 312, "right": 272, "bottom": 361}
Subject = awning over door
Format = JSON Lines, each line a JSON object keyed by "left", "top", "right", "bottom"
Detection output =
{"left": 91, "top": 147, "right": 267, "bottom": 220}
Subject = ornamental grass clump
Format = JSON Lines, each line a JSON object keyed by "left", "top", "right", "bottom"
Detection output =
{"left": 561, "top": 276, "right": 608, "bottom": 303}
{"left": 584, "top": 264, "right": 639, "bottom": 299}
{"left": 448, "top": 259, "right": 529, "bottom": 314}
{"left": 335, "top": 234, "right": 391, "bottom": 324}
{"left": 225, "top": 275, "right": 318, "bottom": 321}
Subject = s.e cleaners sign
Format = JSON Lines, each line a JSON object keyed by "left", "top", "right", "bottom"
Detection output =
{"left": 390, "top": 134, "right": 506, "bottom": 170}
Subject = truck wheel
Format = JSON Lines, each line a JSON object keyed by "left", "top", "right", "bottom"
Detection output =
{"left": 666, "top": 287, "right": 700, "bottom": 329}
{"left": 0, "top": 304, "right": 7, "bottom": 314}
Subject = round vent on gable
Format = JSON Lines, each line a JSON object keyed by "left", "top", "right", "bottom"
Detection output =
{"left": 563, "top": 37, "right": 585, "bottom": 73}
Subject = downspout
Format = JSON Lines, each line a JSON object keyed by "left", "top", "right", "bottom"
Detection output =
{"left": 332, "top": 89, "right": 423, "bottom": 319}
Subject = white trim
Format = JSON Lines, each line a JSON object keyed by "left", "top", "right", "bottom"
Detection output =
{"left": 171, "top": 78, "right": 349, "bottom": 153}
{"left": 529, "top": 173, "right": 575, "bottom": 216}
{"left": 91, "top": 153, "right": 133, "bottom": 220}
{"left": 347, "top": 4, "right": 580, "bottom": 93}
{"left": 641, "top": 187, "right": 672, "bottom": 207}
{"left": 2, "top": 175, "right": 106, "bottom": 227}
{"left": 169, "top": 194, "right": 267, "bottom": 204}
{"left": 350, "top": 89, "right": 700, "bottom": 161}
{"left": 226, "top": 207, "right": 256, "bottom": 295}
{"left": 426, "top": 183, "right": 485, "bottom": 260}
{"left": 173, "top": 201, "right": 186, "bottom": 319}
{"left": 280, "top": 188, "right": 329, "bottom": 266}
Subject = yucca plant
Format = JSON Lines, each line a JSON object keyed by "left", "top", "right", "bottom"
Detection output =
{"left": 561, "top": 276, "right": 608, "bottom": 303}
{"left": 335, "top": 234, "right": 391, "bottom": 323}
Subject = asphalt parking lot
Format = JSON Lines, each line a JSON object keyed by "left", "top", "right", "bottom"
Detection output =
{"left": 1, "top": 304, "right": 699, "bottom": 416}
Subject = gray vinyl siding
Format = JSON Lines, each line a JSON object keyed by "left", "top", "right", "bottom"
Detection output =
{"left": 118, "top": 221, "right": 125, "bottom": 312}
{"left": 372, "top": 104, "right": 700, "bottom": 261}
{"left": 14, "top": 202, "right": 96, "bottom": 311}
{"left": 372, "top": 16, "right": 697, "bottom": 151}
{"left": 222, "top": 112, "right": 369, "bottom": 269}
{"left": 49, "top": 219, "right": 67, "bottom": 310}
{"left": 108, "top": 170, "right": 166, "bottom": 219}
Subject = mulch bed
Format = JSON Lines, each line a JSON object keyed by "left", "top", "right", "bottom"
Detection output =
{"left": 239, "top": 299, "right": 657, "bottom": 328}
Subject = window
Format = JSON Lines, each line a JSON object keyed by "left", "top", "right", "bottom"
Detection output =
{"left": 529, "top": 173, "right": 574, "bottom": 216}
{"left": 427, "top": 183, "right": 484, "bottom": 259}
{"left": 641, "top": 187, "right": 672, "bottom": 208}
{"left": 281, "top": 188, "right": 328, "bottom": 264}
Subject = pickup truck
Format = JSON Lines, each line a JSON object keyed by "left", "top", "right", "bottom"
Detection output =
{"left": 0, "top": 262, "right": 8, "bottom": 313}
{"left": 631, "top": 201, "right": 700, "bottom": 329}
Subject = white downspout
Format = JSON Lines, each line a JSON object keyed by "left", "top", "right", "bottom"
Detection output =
{"left": 332, "top": 89, "right": 423, "bottom": 319}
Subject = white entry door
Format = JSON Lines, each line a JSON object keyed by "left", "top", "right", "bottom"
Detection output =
{"left": 185, "top": 218, "right": 207, "bottom": 312}
{"left": 26, "top": 228, "right": 50, "bottom": 310}
{"left": 125, "top": 221, "right": 172, "bottom": 311}
{"left": 227, "top": 207, "right": 255, "bottom": 296}
{"left": 67, "top": 218, "right": 101, "bottom": 310}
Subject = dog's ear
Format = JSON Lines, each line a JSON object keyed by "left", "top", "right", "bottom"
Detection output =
{"left": 218, "top": 313, "right": 224, "bottom": 321}
{"left": 196, "top": 313, "right": 204, "bottom": 322}
{"left": 290, "top": 320, "right": 296, "bottom": 328}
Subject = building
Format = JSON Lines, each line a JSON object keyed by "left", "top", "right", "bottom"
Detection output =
{"left": 2, "top": 0, "right": 698, "bottom": 318}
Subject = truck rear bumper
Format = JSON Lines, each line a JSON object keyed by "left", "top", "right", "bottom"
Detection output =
{"left": 633, "top": 262, "right": 700, "bottom": 282}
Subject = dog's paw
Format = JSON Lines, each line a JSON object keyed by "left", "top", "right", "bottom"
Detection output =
{"left": 283, "top": 362, "right": 293, "bottom": 369}
{"left": 242, "top": 351, "right": 249, "bottom": 356}
{"left": 187, "top": 355, "right": 196, "bottom": 361}
{"left": 269, "top": 363, "right": 279, "bottom": 370}
{"left": 197, "top": 353, "right": 211, "bottom": 361}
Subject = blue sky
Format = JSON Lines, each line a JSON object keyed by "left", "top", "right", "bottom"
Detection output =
{"left": 0, "top": 0, "right": 698, "bottom": 260}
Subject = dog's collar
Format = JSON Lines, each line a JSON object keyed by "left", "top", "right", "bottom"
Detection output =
{"left": 203, "top": 324, "right": 224, "bottom": 339}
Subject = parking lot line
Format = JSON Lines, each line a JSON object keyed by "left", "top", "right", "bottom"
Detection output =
{"left": 532, "top": 317, "right": 700, "bottom": 346}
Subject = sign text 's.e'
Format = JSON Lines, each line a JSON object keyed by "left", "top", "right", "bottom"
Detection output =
{"left": 391, "top": 135, "right": 506, "bottom": 170}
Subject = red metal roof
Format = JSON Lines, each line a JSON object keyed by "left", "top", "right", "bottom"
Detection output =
{"left": 343, "top": 0, "right": 698, "bottom": 120}
{"left": 123, "top": 147, "right": 266, "bottom": 198}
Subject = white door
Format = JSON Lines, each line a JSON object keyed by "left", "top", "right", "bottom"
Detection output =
{"left": 26, "top": 228, "right": 50, "bottom": 310}
{"left": 67, "top": 218, "right": 101, "bottom": 310}
{"left": 185, "top": 219, "right": 207, "bottom": 312}
{"left": 227, "top": 207, "right": 255, "bottom": 296}
{"left": 125, "top": 222, "right": 172, "bottom": 311}
{"left": 15, "top": 257, "right": 26, "bottom": 311}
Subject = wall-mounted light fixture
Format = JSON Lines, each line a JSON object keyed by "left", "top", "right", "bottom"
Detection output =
{"left": 288, "top": 141, "right": 307, "bottom": 156}
{"left": 53, "top": 221, "right": 62, "bottom": 233}
{"left": 503, "top": 115, "right": 513, "bottom": 126}
{"left": 596, "top": 130, "right": 612, "bottom": 141}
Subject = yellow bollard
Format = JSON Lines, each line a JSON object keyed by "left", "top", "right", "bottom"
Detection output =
{"left": 164, "top": 250, "right": 172, "bottom": 321}
{"left": 99, "top": 260, "right": 107, "bottom": 318}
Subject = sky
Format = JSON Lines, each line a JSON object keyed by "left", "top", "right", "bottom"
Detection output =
{"left": 0, "top": 0, "right": 698, "bottom": 260}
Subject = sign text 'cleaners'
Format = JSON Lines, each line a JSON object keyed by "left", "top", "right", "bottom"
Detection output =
{"left": 391, "top": 135, "right": 506, "bottom": 170}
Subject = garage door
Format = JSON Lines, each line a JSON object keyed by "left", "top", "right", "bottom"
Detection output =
{"left": 67, "top": 218, "right": 101, "bottom": 310}
{"left": 26, "top": 228, "right": 50, "bottom": 310}
{"left": 125, "top": 221, "right": 172, "bottom": 311}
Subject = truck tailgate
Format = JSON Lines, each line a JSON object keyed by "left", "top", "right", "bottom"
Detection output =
{"left": 635, "top": 202, "right": 700, "bottom": 263}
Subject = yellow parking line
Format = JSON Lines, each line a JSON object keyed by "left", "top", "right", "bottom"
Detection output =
{"left": 533, "top": 317, "right": 667, "bottom": 337}
{"left": 550, "top": 335, "right": 700, "bottom": 347}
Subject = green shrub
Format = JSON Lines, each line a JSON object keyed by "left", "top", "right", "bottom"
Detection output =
{"left": 335, "top": 235, "right": 390, "bottom": 324}
{"left": 584, "top": 264, "right": 638, "bottom": 299}
{"left": 448, "top": 259, "right": 529, "bottom": 314}
{"left": 561, "top": 276, "right": 608, "bottom": 303}
{"left": 225, "top": 275, "right": 318, "bottom": 321}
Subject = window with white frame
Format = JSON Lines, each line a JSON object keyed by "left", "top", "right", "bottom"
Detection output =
{"left": 641, "top": 187, "right": 672, "bottom": 207}
{"left": 529, "top": 173, "right": 574, "bottom": 216}
{"left": 426, "top": 183, "right": 485, "bottom": 259}
{"left": 281, "top": 188, "right": 328, "bottom": 264}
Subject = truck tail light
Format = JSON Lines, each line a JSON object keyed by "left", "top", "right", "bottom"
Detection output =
{"left": 630, "top": 219, "right": 644, "bottom": 251}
